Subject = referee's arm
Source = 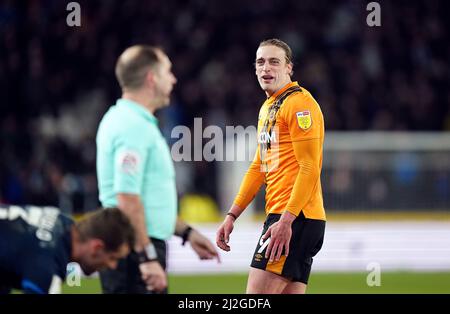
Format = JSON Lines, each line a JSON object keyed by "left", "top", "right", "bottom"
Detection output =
{"left": 117, "top": 193, "right": 151, "bottom": 252}
{"left": 117, "top": 193, "right": 167, "bottom": 291}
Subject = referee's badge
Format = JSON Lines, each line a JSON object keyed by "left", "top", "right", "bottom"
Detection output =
{"left": 296, "top": 111, "right": 312, "bottom": 130}
{"left": 117, "top": 150, "right": 141, "bottom": 175}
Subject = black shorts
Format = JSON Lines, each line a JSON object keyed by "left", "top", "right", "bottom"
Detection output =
{"left": 99, "top": 237, "right": 167, "bottom": 294}
{"left": 250, "top": 212, "right": 325, "bottom": 284}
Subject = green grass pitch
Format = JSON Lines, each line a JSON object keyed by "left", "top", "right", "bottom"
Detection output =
{"left": 62, "top": 272, "right": 450, "bottom": 294}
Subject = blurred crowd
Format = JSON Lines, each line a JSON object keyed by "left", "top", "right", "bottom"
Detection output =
{"left": 0, "top": 0, "right": 449, "bottom": 211}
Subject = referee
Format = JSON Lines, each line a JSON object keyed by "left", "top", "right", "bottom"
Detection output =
{"left": 96, "top": 45, "right": 219, "bottom": 294}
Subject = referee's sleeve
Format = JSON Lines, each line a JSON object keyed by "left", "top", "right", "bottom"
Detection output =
{"left": 113, "top": 135, "right": 149, "bottom": 195}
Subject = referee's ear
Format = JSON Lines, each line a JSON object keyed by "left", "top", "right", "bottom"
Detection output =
{"left": 144, "top": 69, "right": 157, "bottom": 90}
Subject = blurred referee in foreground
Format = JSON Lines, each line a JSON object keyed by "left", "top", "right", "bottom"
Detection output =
{"left": 96, "top": 45, "right": 219, "bottom": 294}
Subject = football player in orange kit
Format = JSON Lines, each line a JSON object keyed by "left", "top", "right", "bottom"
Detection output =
{"left": 216, "top": 39, "right": 326, "bottom": 294}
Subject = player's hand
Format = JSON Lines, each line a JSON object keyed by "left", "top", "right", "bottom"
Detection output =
{"left": 262, "top": 212, "right": 295, "bottom": 262}
{"left": 139, "top": 260, "right": 167, "bottom": 292}
{"left": 216, "top": 215, "right": 234, "bottom": 252}
{"left": 189, "top": 230, "right": 221, "bottom": 263}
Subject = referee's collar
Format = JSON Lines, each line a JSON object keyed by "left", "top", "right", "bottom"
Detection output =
{"left": 116, "top": 98, "right": 158, "bottom": 125}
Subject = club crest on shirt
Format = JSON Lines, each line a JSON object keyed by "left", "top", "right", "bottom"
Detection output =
{"left": 296, "top": 111, "right": 312, "bottom": 130}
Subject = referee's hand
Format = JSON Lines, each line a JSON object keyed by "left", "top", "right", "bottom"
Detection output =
{"left": 189, "top": 229, "right": 221, "bottom": 262}
{"left": 216, "top": 215, "right": 234, "bottom": 252}
{"left": 139, "top": 260, "right": 167, "bottom": 292}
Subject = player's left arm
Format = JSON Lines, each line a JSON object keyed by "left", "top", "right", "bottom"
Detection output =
{"left": 175, "top": 218, "right": 220, "bottom": 262}
{"left": 284, "top": 138, "right": 322, "bottom": 216}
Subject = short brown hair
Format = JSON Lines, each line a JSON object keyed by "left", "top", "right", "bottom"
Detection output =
{"left": 115, "top": 45, "right": 161, "bottom": 90}
{"left": 259, "top": 38, "right": 294, "bottom": 66}
{"left": 76, "top": 207, "right": 135, "bottom": 252}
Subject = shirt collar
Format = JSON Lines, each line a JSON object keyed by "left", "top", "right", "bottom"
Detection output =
{"left": 266, "top": 81, "right": 299, "bottom": 103}
{"left": 116, "top": 98, "right": 158, "bottom": 125}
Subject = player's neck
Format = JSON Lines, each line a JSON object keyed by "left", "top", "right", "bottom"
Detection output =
{"left": 265, "top": 79, "right": 293, "bottom": 98}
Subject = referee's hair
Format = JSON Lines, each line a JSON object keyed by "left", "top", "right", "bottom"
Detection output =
{"left": 76, "top": 208, "right": 135, "bottom": 252}
{"left": 115, "top": 45, "right": 161, "bottom": 91}
{"left": 259, "top": 38, "right": 294, "bottom": 74}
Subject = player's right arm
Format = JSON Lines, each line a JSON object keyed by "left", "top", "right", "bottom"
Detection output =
{"left": 232, "top": 146, "right": 266, "bottom": 212}
{"left": 216, "top": 148, "right": 265, "bottom": 251}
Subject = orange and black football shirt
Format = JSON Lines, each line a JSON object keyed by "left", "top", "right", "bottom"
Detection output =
{"left": 233, "top": 81, "right": 326, "bottom": 221}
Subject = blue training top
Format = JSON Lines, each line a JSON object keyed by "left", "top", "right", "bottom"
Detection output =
{"left": 0, "top": 204, "right": 73, "bottom": 294}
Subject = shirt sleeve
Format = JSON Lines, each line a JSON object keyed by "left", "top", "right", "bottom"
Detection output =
{"left": 113, "top": 133, "right": 149, "bottom": 195}
{"left": 233, "top": 146, "right": 265, "bottom": 209}
{"left": 285, "top": 138, "right": 322, "bottom": 216}
{"left": 280, "top": 92, "right": 322, "bottom": 142}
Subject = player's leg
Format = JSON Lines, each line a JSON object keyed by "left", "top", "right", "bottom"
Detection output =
{"left": 281, "top": 281, "right": 307, "bottom": 294}
{"left": 248, "top": 214, "right": 292, "bottom": 293}
{"left": 246, "top": 267, "right": 290, "bottom": 294}
{"left": 247, "top": 213, "right": 325, "bottom": 294}
{"left": 279, "top": 214, "right": 326, "bottom": 295}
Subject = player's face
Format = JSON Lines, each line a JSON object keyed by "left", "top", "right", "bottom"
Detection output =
{"left": 255, "top": 45, "right": 293, "bottom": 96}
{"left": 153, "top": 51, "right": 177, "bottom": 108}
{"left": 79, "top": 242, "right": 130, "bottom": 275}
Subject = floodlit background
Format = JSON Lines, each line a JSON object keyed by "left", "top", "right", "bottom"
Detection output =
{"left": 1, "top": 0, "right": 449, "bottom": 293}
